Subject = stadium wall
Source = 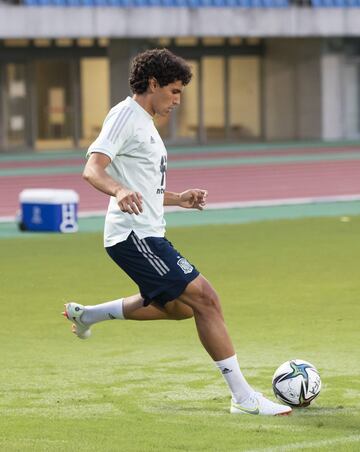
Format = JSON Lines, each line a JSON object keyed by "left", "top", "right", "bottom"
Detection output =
{"left": 1, "top": 7, "right": 360, "bottom": 38}
{"left": 321, "top": 53, "right": 344, "bottom": 140}
{"left": 264, "top": 39, "right": 322, "bottom": 140}
{"left": 0, "top": 7, "right": 360, "bottom": 151}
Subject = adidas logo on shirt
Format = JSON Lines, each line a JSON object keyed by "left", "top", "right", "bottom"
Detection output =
{"left": 150, "top": 136, "right": 156, "bottom": 144}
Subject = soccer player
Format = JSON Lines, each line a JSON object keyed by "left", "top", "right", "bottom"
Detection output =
{"left": 64, "top": 49, "right": 291, "bottom": 416}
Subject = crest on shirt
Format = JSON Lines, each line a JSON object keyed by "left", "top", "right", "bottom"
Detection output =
{"left": 177, "top": 258, "right": 193, "bottom": 274}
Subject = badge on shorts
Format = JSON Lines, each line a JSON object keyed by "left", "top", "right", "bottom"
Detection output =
{"left": 177, "top": 257, "right": 193, "bottom": 274}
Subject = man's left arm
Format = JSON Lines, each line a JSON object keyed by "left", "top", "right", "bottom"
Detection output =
{"left": 164, "top": 189, "right": 208, "bottom": 210}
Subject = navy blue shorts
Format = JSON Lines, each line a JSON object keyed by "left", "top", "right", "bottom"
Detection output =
{"left": 106, "top": 231, "right": 199, "bottom": 306}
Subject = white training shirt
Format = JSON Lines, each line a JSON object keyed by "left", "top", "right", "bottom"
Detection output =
{"left": 87, "top": 96, "right": 167, "bottom": 247}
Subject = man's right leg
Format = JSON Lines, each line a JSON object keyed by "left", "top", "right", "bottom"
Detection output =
{"left": 64, "top": 294, "right": 194, "bottom": 338}
{"left": 123, "top": 296, "right": 193, "bottom": 321}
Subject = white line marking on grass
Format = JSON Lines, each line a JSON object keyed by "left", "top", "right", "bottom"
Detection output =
{"left": 0, "top": 438, "right": 68, "bottom": 445}
{"left": 78, "top": 209, "right": 107, "bottom": 217}
{"left": 166, "top": 194, "right": 360, "bottom": 213}
{"left": 76, "top": 194, "right": 360, "bottom": 217}
{"left": 2, "top": 194, "right": 360, "bottom": 223}
{"left": 0, "top": 215, "right": 16, "bottom": 222}
{"left": 244, "top": 434, "right": 360, "bottom": 452}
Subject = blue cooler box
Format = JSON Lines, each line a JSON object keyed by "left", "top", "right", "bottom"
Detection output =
{"left": 19, "top": 189, "right": 79, "bottom": 233}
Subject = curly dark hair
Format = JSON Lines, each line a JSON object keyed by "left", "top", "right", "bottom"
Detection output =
{"left": 129, "top": 48, "right": 192, "bottom": 94}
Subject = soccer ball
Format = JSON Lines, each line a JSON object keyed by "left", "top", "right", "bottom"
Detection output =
{"left": 272, "top": 359, "right": 321, "bottom": 407}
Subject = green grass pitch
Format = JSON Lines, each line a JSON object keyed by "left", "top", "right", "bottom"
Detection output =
{"left": 1, "top": 217, "right": 359, "bottom": 451}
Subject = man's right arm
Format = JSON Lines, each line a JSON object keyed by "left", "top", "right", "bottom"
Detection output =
{"left": 83, "top": 152, "right": 143, "bottom": 215}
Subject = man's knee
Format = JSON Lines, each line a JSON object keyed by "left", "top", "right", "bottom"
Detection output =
{"left": 197, "top": 288, "right": 221, "bottom": 313}
{"left": 180, "top": 276, "right": 221, "bottom": 313}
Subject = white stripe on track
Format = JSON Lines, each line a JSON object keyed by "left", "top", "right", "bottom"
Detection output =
{"left": 163, "top": 194, "right": 360, "bottom": 212}
{"left": 2, "top": 194, "right": 360, "bottom": 223}
{"left": 74, "top": 194, "right": 360, "bottom": 218}
{"left": 243, "top": 434, "right": 360, "bottom": 452}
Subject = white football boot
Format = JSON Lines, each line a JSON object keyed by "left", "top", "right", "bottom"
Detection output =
{"left": 63, "top": 302, "right": 91, "bottom": 339}
{"left": 230, "top": 392, "right": 292, "bottom": 416}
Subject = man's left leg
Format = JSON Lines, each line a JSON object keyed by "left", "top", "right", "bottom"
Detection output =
{"left": 175, "top": 274, "right": 292, "bottom": 416}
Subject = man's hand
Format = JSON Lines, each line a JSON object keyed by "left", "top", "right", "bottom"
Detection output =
{"left": 115, "top": 188, "right": 143, "bottom": 215}
{"left": 179, "top": 189, "right": 208, "bottom": 210}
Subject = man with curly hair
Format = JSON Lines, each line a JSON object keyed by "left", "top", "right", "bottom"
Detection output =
{"left": 63, "top": 48, "right": 291, "bottom": 416}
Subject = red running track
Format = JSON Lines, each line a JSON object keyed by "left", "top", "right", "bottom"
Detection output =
{"left": 1, "top": 159, "right": 360, "bottom": 217}
{"left": 0, "top": 146, "right": 359, "bottom": 169}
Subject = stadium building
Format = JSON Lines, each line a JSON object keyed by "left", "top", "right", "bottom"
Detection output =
{"left": 0, "top": 3, "right": 359, "bottom": 152}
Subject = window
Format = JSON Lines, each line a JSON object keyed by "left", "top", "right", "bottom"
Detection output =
{"left": 80, "top": 58, "right": 110, "bottom": 146}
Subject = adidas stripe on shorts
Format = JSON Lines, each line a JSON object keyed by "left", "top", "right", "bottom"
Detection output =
{"left": 106, "top": 231, "right": 199, "bottom": 306}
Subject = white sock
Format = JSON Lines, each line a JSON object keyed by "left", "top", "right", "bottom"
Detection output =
{"left": 215, "top": 354, "right": 254, "bottom": 403}
{"left": 81, "top": 298, "right": 125, "bottom": 325}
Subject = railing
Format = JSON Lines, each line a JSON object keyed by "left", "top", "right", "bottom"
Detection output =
{"left": 1, "top": 0, "right": 359, "bottom": 6}
{"left": 17, "top": 0, "right": 289, "bottom": 6}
